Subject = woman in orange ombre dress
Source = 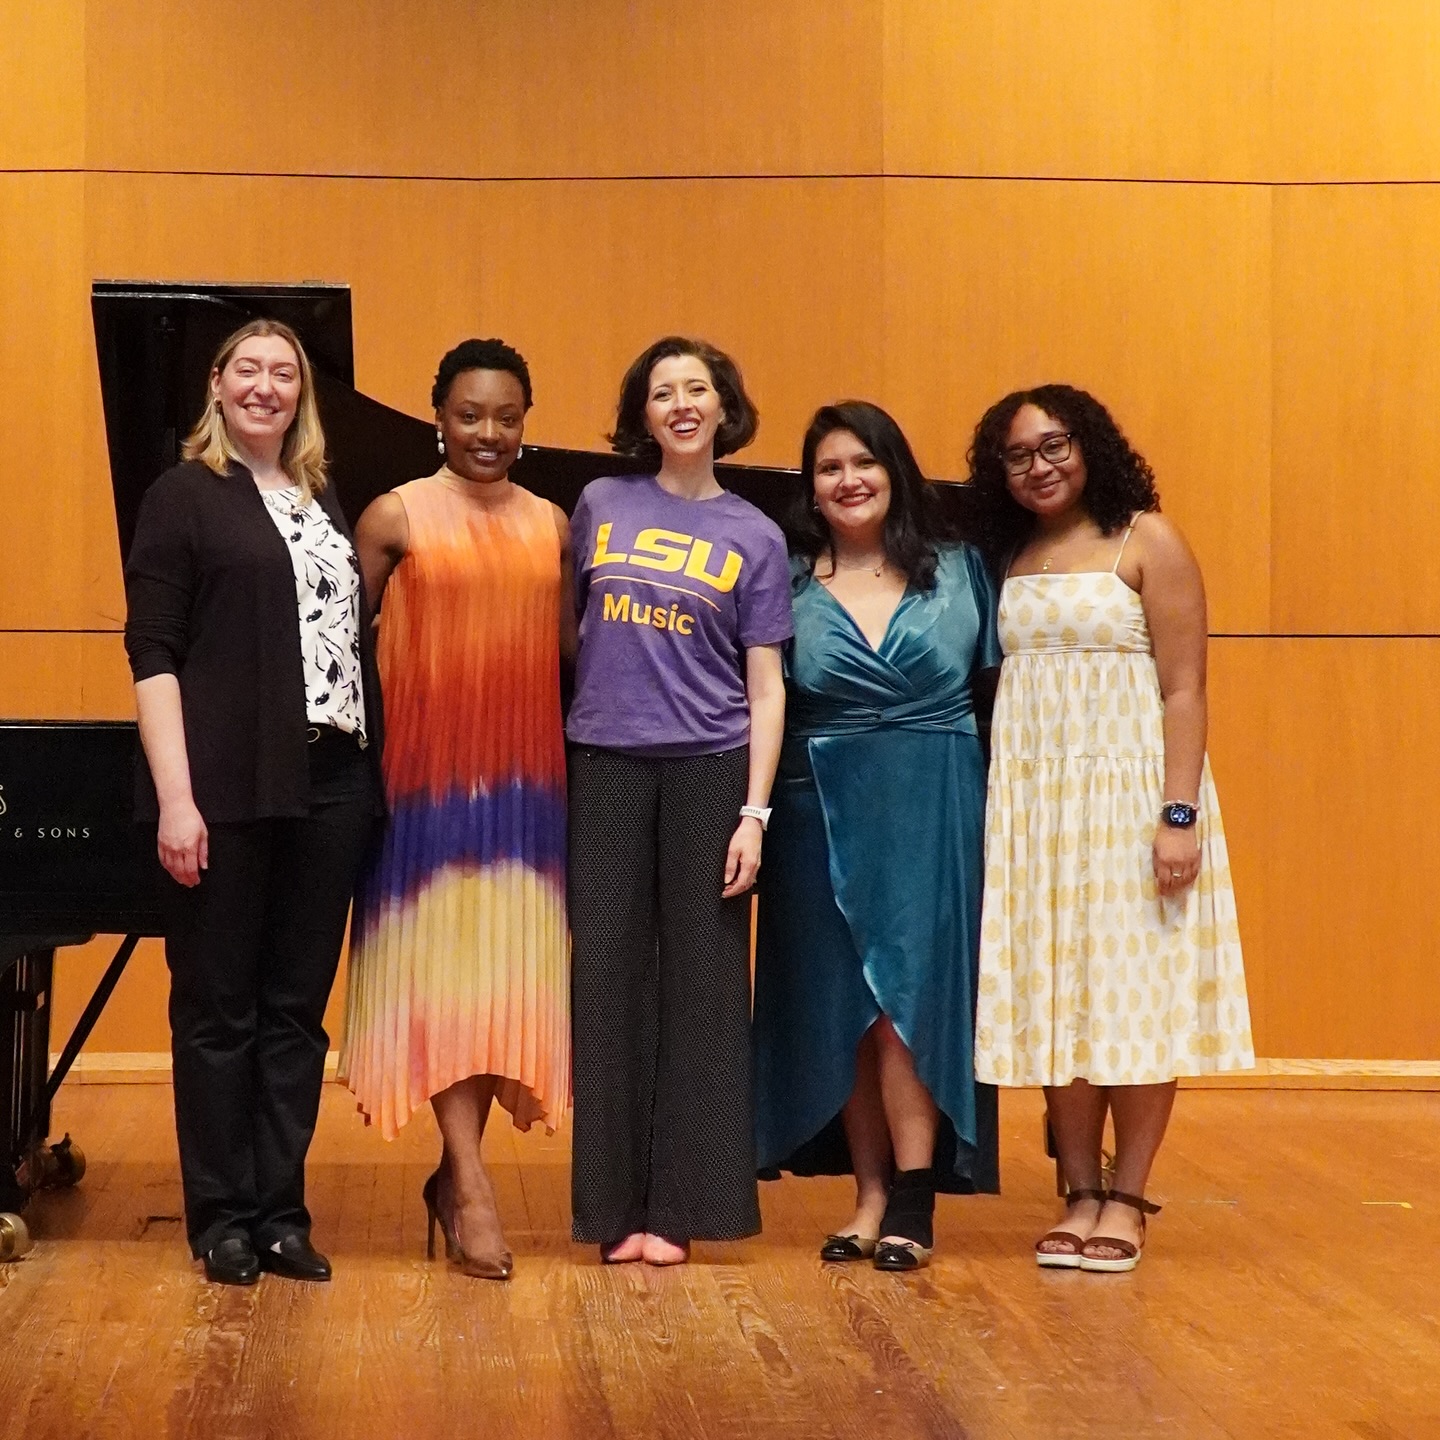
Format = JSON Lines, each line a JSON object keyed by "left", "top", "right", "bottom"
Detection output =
{"left": 339, "top": 339, "right": 574, "bottom": 1280}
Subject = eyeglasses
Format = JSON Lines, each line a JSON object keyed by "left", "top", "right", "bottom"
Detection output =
{"left": 1002, "top": 432, "right": 1074, "bottom": 476}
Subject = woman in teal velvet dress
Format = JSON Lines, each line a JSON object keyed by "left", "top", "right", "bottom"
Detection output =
{"left": 753, "top": 401, "right": 1000, "bottom": 1272}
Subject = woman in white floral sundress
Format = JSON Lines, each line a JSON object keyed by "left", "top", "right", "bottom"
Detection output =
{"left": 968, "top": 385, "right": 1252, "bottom": 1273}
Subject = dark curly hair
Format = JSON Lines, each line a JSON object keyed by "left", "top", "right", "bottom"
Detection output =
{"left": 608, "top": 336, "right": 758, "bottom": 463}
{"left": 790, "top": 401, "right": 944, "bottom": 592}
{"left": 431, "top": 337, "right": 533, "bottom": 410}
{"left": 966, "top": 384, "right": 1159, "bottom": 568}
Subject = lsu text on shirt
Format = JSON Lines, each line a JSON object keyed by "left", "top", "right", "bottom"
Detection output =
{"left": 566, "top": 475, "right": 794, "bottom": 757}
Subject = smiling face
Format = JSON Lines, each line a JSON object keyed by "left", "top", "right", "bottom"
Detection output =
{"left": 211, "top": 334, "right": 301, "bottom": 455}
{"left": 1003, "top": 402, "right": 1087, "bottom": 518}
{"left": 813, "top": 428, "right": 892, "bottom": 540}
{"left": 437, "top": 368, "right": 527, "bottom": 484}
{"left": 644, "top": 353, "right": 724, "bottom": 462}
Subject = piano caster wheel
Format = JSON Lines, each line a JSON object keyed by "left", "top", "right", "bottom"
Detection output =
{"left": 47, "top": 1136, "right": 85, "bottom": 1188}
{"left": 26, "top": 1136, "right": 86, "bottom": 1191}
{"left": 0, "top": 1213, "right": 32, "bottom": 1262}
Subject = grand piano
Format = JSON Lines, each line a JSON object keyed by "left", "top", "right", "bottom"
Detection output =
{"left": 0, "top": 282, "right": 983, "bottom": 1257}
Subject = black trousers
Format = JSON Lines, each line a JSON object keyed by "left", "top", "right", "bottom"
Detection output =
{"left": 568, "top": 744, "right": 760, "bottom": 1244}
{"left": 161, "top": 731, "right": 374, "bottom": 1256}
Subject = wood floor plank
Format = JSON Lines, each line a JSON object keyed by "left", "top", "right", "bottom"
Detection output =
{"left": 3, "top": 1084, "right": 1437, "bottom": 1439}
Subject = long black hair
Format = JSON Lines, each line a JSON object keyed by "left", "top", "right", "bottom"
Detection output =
{"left": 966, "top": 383, "right": 1159, "bottom": 568}
{"left": 790, "top": 401, "right": 944, "bottom": 591}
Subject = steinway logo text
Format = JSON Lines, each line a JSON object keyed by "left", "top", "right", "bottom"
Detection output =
{"left": 1, "top": 784, "right": 94, "bottom": 841}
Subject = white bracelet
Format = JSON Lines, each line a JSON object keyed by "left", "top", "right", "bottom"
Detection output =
{"left": 739, "top": 805, "right": 772, "bottom": 831}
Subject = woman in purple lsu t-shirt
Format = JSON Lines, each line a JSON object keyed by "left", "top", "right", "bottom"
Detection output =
{"left": 567, "top": 336, "right": 792, "bottom": 1265}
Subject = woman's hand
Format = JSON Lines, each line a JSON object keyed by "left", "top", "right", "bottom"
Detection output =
{"left": 722, "top": 815, "right": 764, "bottom": 898}
{"left": 1153, "top": 823, "right": 1200, "bottom": 898}
{"left": 158, "top": 798, "right": 209, "bottom": 887}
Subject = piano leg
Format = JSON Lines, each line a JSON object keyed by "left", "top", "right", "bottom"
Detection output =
{"left": 2, "top": 949, "right": 49, "bottom": 1248}
{"left": 2, "top": 937, "right": 139, "bottom": 1234}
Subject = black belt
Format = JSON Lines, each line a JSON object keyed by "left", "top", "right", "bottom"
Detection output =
{"left": 306, "top": 724, "right": 367, "bottom": 750}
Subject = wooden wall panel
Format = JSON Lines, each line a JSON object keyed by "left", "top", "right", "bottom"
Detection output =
{"left": 880, "top": 0, "right": 1274, "bottom": 182}
{"left": 0, "top": 634, "right": 87, "bottom": 717}
{"left": 49, "top": 938, "right": 170, "bottom": 1056}
{"left": 1273, "top": 1, "right": 1440, "bottom": 182}
{"left": 83, "top": 0, "right": 883, "bottom": 179}
{"left": 1272, "top": 187, "right": 1440, "bottom": 635}
{"left": 83, "top": 172, "right": 885, "bottom": 471}
{"left": 0, "top": 2, "right": 85, "bottom": 169}
{"left": 0, "top": 174, "right": 93, "bottom": 630}
{"left": 880, "top": 178, "right": 1272, "bottom": 634}
{"left": 1210, "top": 638, "right": 1440, "bottom": 1060}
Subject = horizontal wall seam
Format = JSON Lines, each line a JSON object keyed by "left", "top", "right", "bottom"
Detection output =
{"left": 8, "top": 167, "right": 1440, "bottom": 187}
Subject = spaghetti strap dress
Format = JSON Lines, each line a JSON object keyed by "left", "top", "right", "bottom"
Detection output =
{"left": 974, "top": 524, "right": 1254, "bottom": 1087}
{"left": 339, "top": 471, "right": 570, "bottom": 1139}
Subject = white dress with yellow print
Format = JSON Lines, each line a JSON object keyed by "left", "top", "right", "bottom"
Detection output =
{"left": 973, "top": 543, "right": 1254, "bottom": 1087}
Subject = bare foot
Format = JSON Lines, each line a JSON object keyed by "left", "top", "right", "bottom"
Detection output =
{"left": 601, "top": 1232, "right": 646, "bottom": 1264}
{"left": 834, "top": 1200, "right": 886, "bottom": 1244}
{"left": 642, "top": 1233, "right": 690, "bottom": 1266}
{"left": 1035, "top": 1194, "right": 1105, "bottom": 1258}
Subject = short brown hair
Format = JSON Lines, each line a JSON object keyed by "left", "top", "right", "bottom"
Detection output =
{"left": 608, "top": 336, "right": 759, "bottom": 463}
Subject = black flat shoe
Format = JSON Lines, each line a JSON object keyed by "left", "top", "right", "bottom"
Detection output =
{"left": 259, "top": 1233, "right": 332, "bottom": 1282}
{"left": 873, "top": 1167, "right": 936, "bottom": 1273}
{"left": 873, "top": 1239, "right": 932, "bottom": 1271}
{"left": 819, "top": 1233, "right": 878, "bottom": 1263}
{"left": 203, "top": 1237, "right": 261, "bottom": 1286}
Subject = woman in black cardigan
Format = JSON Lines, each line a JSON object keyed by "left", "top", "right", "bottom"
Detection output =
{"left": 124, "top": 318, "right": 383, "bottom": 1286}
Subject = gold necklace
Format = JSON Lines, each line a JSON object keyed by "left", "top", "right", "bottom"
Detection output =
{"left": 825, "top": 551, "right": 886, "bottom": 578}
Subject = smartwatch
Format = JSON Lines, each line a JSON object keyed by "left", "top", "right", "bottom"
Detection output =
{"left": 740, "top": 805, "right": 772, "bottom": 831}
{"left": 1160, "top": 801, "right": 1198, "bottom": 828}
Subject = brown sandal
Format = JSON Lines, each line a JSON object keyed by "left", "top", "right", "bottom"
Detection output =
{"left": 1035, "top": 1187, "right": 1107, "bottom": 1269}
{"left": 1079, "top": 1191, "right": 1161, "bottom": 1273}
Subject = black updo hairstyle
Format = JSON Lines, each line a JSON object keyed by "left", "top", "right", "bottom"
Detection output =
{"left": 431, "top": 337, "right": 533, "bottom": 410}
{"left": 608, "top": 335, "right": 759, "bottom": 464}
{"left": 790, "top": 400, "right": 945, "bottom": 592}
{"left": 966, "top": 383, "right": 1159, "bottom": 569}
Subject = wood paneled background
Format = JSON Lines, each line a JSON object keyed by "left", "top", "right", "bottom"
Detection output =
{"left": 2, "top": 1, "right": 1434, "bottom": 1064}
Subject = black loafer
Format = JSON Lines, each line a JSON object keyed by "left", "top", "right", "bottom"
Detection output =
{"left": 203, "top": 1236, "right": 261, "bottom": 1286}
{"left": 259, "top": 1233, "right": 332, "bottom": 1282}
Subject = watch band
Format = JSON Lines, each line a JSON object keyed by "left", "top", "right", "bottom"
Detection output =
{"left": 739, "top": 805, "right": 772, "bottom": 831}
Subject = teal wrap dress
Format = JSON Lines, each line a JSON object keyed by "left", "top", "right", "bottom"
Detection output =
{"left": 753, "top": 545, "right": 1001, "bottom": 1194}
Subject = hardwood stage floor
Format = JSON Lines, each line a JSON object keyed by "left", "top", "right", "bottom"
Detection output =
{"left": 1, "top": 1085, "right": 1437, "bottom": 1439}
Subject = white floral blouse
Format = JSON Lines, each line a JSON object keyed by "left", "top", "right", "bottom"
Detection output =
{"left": 260, "top": 485, "right": 367, "bottom": 742}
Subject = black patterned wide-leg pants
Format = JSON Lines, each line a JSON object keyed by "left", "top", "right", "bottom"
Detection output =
{"left": 568, "top": 743, "right": 760, "bottom": 1244}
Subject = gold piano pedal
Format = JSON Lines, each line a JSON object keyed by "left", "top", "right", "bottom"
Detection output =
{"left": 0, "top": 1211, "right": 31, "bottom": 1262}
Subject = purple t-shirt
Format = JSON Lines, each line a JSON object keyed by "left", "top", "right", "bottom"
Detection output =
{"left": 567, "top": 475, "right": 794, "bottom": 757}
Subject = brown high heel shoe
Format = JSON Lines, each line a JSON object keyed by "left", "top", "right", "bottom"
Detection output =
{"left": 442, "top": 1170, "right": 513, "bottom": 1281}
{"left": 422, "top": 1169, "right": 460, "bottom": 1262}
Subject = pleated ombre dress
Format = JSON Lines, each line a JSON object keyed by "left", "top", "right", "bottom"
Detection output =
{"left": 339, "top": 470, "right": 569, "bottom": 1140}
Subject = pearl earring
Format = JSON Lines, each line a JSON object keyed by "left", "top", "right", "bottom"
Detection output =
{"left": 436, "top": 430, "right": 445, "bottom": 456}
{"left": 516, "top": 444, "right": 525, "bottom": 461}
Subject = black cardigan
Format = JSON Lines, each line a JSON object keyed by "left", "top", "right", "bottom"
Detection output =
{"left": 124, "top": 460, "right": 385, "bottom": 824}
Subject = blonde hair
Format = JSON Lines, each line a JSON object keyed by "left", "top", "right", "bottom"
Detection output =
{"left": 182, "top": 318, "right": 329, "bottom": 500}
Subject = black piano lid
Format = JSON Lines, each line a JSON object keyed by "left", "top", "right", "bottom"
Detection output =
{"left": 93, "top": 279, "right": 976, "bottom": 557}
